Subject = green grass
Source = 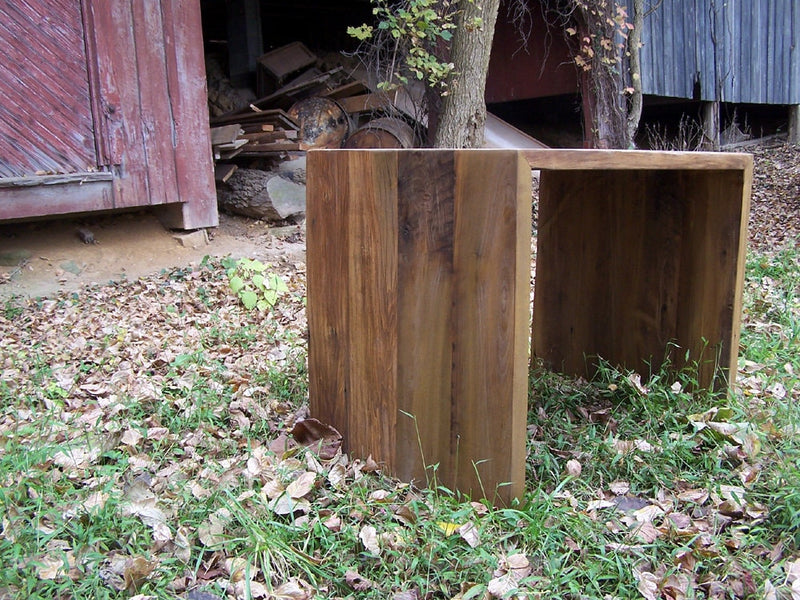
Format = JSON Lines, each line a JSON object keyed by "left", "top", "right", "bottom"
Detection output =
{"left": 0, "top": 247, "right": 798, "bottom": 598}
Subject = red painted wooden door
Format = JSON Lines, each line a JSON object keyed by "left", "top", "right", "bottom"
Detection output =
{"left": 0, "top": 0, "right": 97, "bottom": 177}
{"left": 0, "top": 0, "right": 217, "bottom": 229}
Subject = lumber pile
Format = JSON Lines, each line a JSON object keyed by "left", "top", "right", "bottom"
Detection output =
{"left": 210, "top": 41, "right": 416, "bottom": 174}
{"left": 210, "top": 109, "right": 302, "bottom": 168}
{"left": 209, "top": 41, "right": 426, "bottom": 221}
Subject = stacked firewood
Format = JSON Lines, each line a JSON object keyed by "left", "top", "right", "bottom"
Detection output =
{"left": 210, "top": 41, "right": 418, "bottom": 176}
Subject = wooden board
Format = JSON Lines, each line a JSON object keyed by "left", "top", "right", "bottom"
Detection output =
{"left": 0, "top": 0, "right": 96, "bottom": 177}
{"left": 307, "top": 149, "right": 531, "bottom": 505}
{"left": 522, "top": 149, "right": 751, "bottom": 171}
{"left": 531, "top": 157, "right": 752, "bottom": 390}
{"left": 211, "top": 124, "right": 243, "bottom": 146}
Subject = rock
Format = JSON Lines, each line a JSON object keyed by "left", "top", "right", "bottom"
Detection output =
{"left": 59, "top": 260, "right": 82, "bottom": 275}
{"left": 217, "top": 168, "right": 306, "bottom": 221}
{"left": 172, "top": 229, "right": 209, "bottom": 249}
{"left": 273, "top": 155, "right": 307, "bottom": 184}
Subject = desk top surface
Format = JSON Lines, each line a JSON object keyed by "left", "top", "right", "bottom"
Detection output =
{"left": 520, "top": 149, "right": 752, "bottom": 171}
{"left": 309, "top": 148, "right": 752, "bottom": 171}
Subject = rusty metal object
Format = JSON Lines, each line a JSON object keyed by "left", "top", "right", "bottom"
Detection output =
{"left": 343, "top": 117, "right": 416, "bottom": 149}
{"left": 287, "top": 97, "right": 350, "bottom": 150}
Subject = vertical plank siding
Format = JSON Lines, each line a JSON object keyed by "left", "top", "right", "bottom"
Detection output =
{"left": 0, "top": 0, "right": 217, "bottom": 228}
{"left": 0, "top": 0, "right": 96, "bottom": 177}
{"left": 640, "top": 0, "right": 799, "bottom": 104}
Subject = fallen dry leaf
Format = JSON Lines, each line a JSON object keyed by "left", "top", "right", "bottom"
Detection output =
{"left": 345, "top": 569, "right": 374, "bottom": 591}
{"left": 635, "top": 570, "right": 660, "bottom": 600}
{"left": 286, "top": 471, "right": 316, "bottom": 499}
{"left": 610, "top": 480, "right": 630, "bottom": 495}
{"left": 487, "top": 574, "right": 518, "bottom": 598}
{"left": 269, "top": 493, "right": 311, "bottom": 515}
{"left": 360, "top": 525, "right": 380, "bottom": 556}
{"left": 272, "top": 578, "right": 312, "bottom": 599}
{"left": 34, "top": 554, "right": 68, "bottom": 580}
{"left": 630, "top": 521, "right": 661, "bottom": 543}
{"left": 565, "top": 458, "right": 582, "bottom": 477}
{"left": 457, "top": 521, "right": 481, "bottom": 548}
{"left": 786, "top": 558, "right": 800, "bottom": 582}
{"left": 123, "top": 556, "right": 155, "bottom": 592}
{"left": 290, "top": 418, "right": 342, "bottom": 460}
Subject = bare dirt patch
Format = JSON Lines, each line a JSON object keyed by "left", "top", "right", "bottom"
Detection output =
{"left": 0, "top": 210, "right": 305, "bottom": 300}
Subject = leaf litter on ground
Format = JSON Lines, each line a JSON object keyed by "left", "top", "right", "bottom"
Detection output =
{"left": 1, "top": 141, "right": 799, "bottom": 599}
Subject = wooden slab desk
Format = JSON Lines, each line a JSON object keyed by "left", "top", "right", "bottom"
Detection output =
{"left": 306, "top": 149, "right": 752, "bottom": 504}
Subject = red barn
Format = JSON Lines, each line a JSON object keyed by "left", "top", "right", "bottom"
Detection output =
{"left": 0, "top": 0, "right": 217, "bottom": 229}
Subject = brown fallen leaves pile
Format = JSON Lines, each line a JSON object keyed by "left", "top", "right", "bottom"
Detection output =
{"left": 747, "top": 141, "right": 800, "bottom": 250}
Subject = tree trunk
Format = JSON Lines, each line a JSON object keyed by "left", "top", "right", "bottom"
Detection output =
{"left": 433, "top": 0, "right": 501, "bottom": 148}
{"left": 625, "top": 0, "right": 644, "bottom": 146}
{"left": 577, "top": 2, "right": 627, "bottom": 149}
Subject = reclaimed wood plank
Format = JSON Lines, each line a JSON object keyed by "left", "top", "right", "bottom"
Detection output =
{"left": 85, "top": 0, "right": 148, "bottom": 206}
{"left": 308, "top": 149, "right": 529, "bottom": 505}
{"left": 533, "top": 170, "right": 684, "bottom": 376}
{"left": 395, "top": 151, "right": 455, "bottom": 486}
{"left": 214, "top": 164, "right": 238, "bottom": 183}
{"left": 522, "top": 149, "right": 751, "bottom": 171}
{"left": 307, "top": 151, "right": 353, "bottom": 449}
{"left": 674, "top": 169, "right": 752, "bottom": 388}
{"left": 211, "top": 124, "right": 244, "bottom": 146}
{"left": 450, "top": 150, "right": 530, "bottom": 504}
{"left": 131, "top": 0, "right": 178, "bottom": 206}
{"left": 0, "top": 0, "right": 96, "bottom": 177}
{"left": 532, "top": 156, "right": 752, "bottom": 390}
{"left": 344, "top": 152, "right": 399, "bottom": 464}
{"left": 158, "top": 0, "right": 219, "bottom": 229}
{"left": 0, "top": 179, "right": 115, "bottom": 220}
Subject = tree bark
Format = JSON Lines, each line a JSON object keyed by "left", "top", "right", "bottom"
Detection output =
{"left": 625, "top": 0, "right": 644, "bottom": 147}
{"left": 433, "top": 0, "right": 501, "bottom": 148}
{"left": 577, "top": 2, "right": 627, "bottom": 149}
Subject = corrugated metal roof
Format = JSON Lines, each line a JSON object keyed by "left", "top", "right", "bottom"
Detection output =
{"left": 639, "top": 0, "right": 799, "bottom": 104}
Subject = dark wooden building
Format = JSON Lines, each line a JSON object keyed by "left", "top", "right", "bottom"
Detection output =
{"left": 0, "top": 0, "right": 217, "bottom": 229}
{"left": 486, "top": 0, "right": 800, "bottom": 145}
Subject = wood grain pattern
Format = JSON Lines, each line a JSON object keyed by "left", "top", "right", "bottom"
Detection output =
{"left": 345, "top": 152, "right": 399, "bottom": 464}
{"left": 0, "top": 0, "right": 96, "bottom": 177}
{"left": 674, "top": 170, "right": 751, "bottom": 387}
{"left": 131, "top": 0, "right": 177, "bottom": 207}
{"left": 308, "top": 149, "right": 530, "bottom": 505}
{"left": 85, "top": 0, "right": 148, "bottom": 207}
{"left": 157, "top": 0, "right": 219, "bottom": 229}
{"left": 522, "top": 149, "right": 751, "bottom": 171}
{"left": 307, "top": 152, "right": 351, "bottom": 440}
{"left": 1, "top": 0, "right": 217, "bottom": 229}
{"left": 450, "top": 151, "right": 530, "bottom": 503}
{"left": 533, "top": 160, "right": 751, "bottom": 390}
{"left": 396, "top": 151, "right": 455, "bottom": 485}
{"left": 0, "top": 179, "right": 115, "bottom": 220}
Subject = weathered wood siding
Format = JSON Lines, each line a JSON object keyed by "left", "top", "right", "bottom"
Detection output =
{"left": 640, "top": 0, "right": 800, "bottom": 104}
{"left": 0, "top": 0, "right": 97, "bottom": 177}
{"left": 0, "top": 0, "right": 218, "bottom": 229}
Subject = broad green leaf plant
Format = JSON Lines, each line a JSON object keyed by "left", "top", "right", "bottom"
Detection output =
{"left": 225, "top": 257, "right": 289, "bottom": 311}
